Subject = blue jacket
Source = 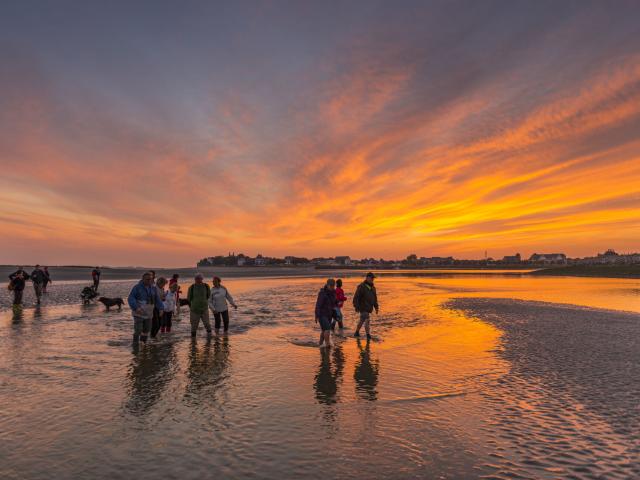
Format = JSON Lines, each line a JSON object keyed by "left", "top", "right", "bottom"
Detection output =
{"left": 315, "top": 286, "right": 337, "bottom": 319}
{"left": 128, "top": 281, "right": 164, "bottom": 311}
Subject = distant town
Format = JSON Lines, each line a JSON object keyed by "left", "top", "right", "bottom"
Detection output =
{"left": 197, "top": 249, "right": 640, "bottom": 268}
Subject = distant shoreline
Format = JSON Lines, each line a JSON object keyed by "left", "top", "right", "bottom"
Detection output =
{"left": 530, "top": 264, "right": 640, "bottom": 279}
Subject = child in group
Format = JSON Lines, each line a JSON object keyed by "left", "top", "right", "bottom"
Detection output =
{"left": 332, "top": 278, "right": 347, "bottom": 330}
{"left": 162, "top": 283, "right": 178, "bottom": 333}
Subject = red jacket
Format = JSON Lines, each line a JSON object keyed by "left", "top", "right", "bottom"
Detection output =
{"left": 335, "top": 287, "right": 346, "bottom": 308}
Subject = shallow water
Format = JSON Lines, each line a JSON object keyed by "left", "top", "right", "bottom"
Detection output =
{"left": 1, "top": 274, "right": 638, "bottom": 479}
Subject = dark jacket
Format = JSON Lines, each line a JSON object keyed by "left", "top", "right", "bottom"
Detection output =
{"left": 30, "top": 269, "right": 47, "bottom": 284}
{"left": 188, "top": 283, "right": 211, "bottom": 314}
{"left": 315, "top": 286, "right": 337, "bottom": 319}
{"left": 353, "top": 281, "right": 378, "bottom": 313}
{"left": 10, "top": 277, "right": 26, "bottom": 291}
{"left": 9, "top": 269, "right": 30, "bottom": 281}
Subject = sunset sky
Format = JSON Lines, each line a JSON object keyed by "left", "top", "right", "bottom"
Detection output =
{"left": 1, "top": 1, "right": 639, "bottom": 267}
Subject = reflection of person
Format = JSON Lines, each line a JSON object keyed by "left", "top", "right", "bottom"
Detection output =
{"left": 188, "top": 273, "right": 212, "bottom": 338}
{"left": 127, "top": 272, "right": 165, "bottom": 344}
{"left": 30, "top": 265, "right": 47, "bottom": 304}
{"left": 185, "top": 336, "right": 230, "bottom": 404}
{"left": 208, "top": 276, "right": 238, "bottom": 334}
{"left": 91, "top": 267, "right": 101, "bottom": 290}
{"left": 314, "top": 345, "right": 344, "bottom": 405}
{"left": 353, "top": 272, "right": 379, "bottom": 340}
{"left": 354, "top": 338, "right": 379, "bottom": 401}
{"left": 315, "top": 278, "right": 337, "bottom": 348}
{"left": 125, "top": 342, "right": 177, "bottom": 415}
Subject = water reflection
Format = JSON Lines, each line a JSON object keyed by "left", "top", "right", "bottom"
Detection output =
{"left": 184, "top": 336, "right": 231, "bottom": 406}
{"left": 314, "top": 345, "right": 345, "bottom": 405}
{"left": 125, "top": 342, "right": 177, "bottom": 415}
{"left": 354, "top": 339, "right": 379, "bottom": 401}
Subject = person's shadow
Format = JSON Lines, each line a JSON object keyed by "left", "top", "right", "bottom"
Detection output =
{"left": 124, "top": 341, "right": 177, "bottom": 416}
{"left": 314, "top": 345, "right": 345, "bottom": 405}
{"left": 354, "top": 338, "right": 379, "bottom": 401}
{"left": 184, "top": 336, "right": 231, "bottom": 407}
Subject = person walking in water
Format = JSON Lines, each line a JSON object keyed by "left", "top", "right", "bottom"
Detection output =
{"left": 42, "top": 266, "right": 52, "bottom": 293}
{"left": 151, "top": 277, "right": 168, "bottom": 338}
{"left": 187, "top": 273, "right": 212, "bottom": 338}
{"left": 162, "top": 283, "right": 178, "bottom": 333}
{"left": 169, "top": 274, "right": 182, "bottom": 315}
{"left": 352, "top": 272, "right": 379, "bottom": 340}
{"left": 331, "top": 278, "right": 346, "bottom": 331}
{"left": 208, "top": 276, "right": 238, "bottom": 334}
{"left": 315, "top": 278, "right": 337, "bottom": 348}
{"left": 127, "top": 272, "right": 165, "bottom": 344}
{"left": 91, "top": 267, "right": 101, "bottom": 291}
{"left": 8, "top": 271, "right": 27, "bottom": 310}
{"left": 30, "top": 265, "right": 47, "bottom": 304}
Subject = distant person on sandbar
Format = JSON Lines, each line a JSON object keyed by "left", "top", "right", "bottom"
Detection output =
{"left": 208, "top": 276, "right": 238, "bottom": 334}
{"left": 92, "top": 267, "right": 101, "bottom": 290}
{"left": 43, "top": 266, "right": 52, "bottom": 293}
{"left": 187, "top": 273, "right": 212, "bottom": 338}
{"left": 30, "top": 265, "right": 47, "bottom": 305}
{"left": 315, "top": 278, "right": 337, "bottom": 348}
{"left": 8, "top": 271, "right": 27, "bottom": 310}
{"left": 127, "top": 272, "right": 165, "bottom": 344}
{"left": 352, "top": 272, "right": 379, "bottom": 340}
{"left": 331, "top": 278, "right": 346, "bottom": 331}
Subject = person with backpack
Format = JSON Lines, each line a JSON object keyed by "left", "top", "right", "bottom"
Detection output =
{"left": 91, "top": 267, "right": 101, "bottom": 290}
{"left": 352, "top": 272, "right": 379, "bottom": 340}
{"left": 208, "top": 276, "right": 238, "bottom": 334}
{"left": 315, "top": 278, "right": 337, "bottom": 348}
{"left": 8, "top": 270, "right": 27, "bottom": 309}
{"left": 187, "top": 273, "right": 212, "bottom": 338}
{"left": 30, "top": 265, "right": 47, "bottom": 304}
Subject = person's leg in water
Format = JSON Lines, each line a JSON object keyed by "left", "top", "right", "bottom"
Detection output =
{"left": 222, "top": 310, "right": 230, "bottom": 332}
{"left": 151, "top": 308, "right": 161, "bottom": 338}
{"left": 364, "top": 313, "right": 371, "bottom": 339}
{"left": 34, "top": 283, "right": 42, "bottom": 304}
{"left": 354, "top": 311, "right": 369, "bottom": 337}
{"left": 213, "top": 311, "right": 222, "bottom": 334}
{"left": 202, "top": 310, "right": 213, "bottom": 337}
{"left": 164, "top": 311, "right": 173, "bottom": 333}
{"left": 335, "top": 307, "right": 344, "bottom": 329}
{"left": 318, "top": 316, "right": 332, "bottom": 347}
{"left": 190, "top": 311, "right": 200, "bottom": 338}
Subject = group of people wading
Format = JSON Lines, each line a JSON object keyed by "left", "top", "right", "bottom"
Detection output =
{"left": 8, "top": 265, "right": 52, "bottom": 309}
{"left": 316, "top": 271, "right": 379, "bottom": 347}
{"left": 127, "top": 272, "right": 237, "bottom": 344}
{"left": 7, "top": 266, "right": 380, "bottom": 349}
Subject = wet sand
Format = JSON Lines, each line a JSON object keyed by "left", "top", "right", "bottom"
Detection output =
{"left": 1, "top": 275, "right": 639, "bottom": 479}
{"left": 448, "top": 298, "right": 640, "bottom": 479}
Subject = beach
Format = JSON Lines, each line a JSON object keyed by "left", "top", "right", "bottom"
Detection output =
{"left": 1, "top": 273, "right": 639, "bottom": 479}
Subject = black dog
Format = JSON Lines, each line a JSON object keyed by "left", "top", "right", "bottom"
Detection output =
{"left": 98, "top": 297, "right": 124, "bottom": 311}
{"left": 179, "top": 299, "right": 190, "bottom": 307}
{"left": 81, "top": 286, "right": 99, "bottom": 304}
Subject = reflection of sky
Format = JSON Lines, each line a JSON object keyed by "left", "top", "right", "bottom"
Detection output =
{"left": 1, "top": 1, "right": 639, "bottom": 266}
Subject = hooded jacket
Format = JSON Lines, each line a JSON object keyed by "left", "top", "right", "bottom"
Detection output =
{"left": 315, "top": 286, "right": 337, "bottom": 319}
